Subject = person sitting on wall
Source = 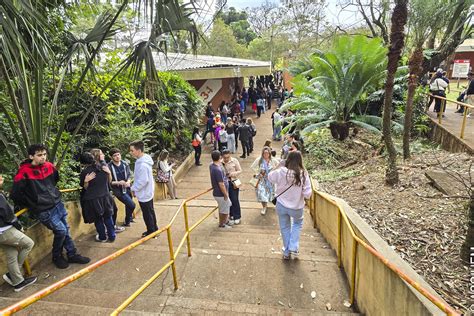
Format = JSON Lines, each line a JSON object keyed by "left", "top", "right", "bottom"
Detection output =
{"left": 0, "top": 175, "right": 37, "bottom": 292}
{"left": 10, "top": 144, "right": 90, "bottom": 269}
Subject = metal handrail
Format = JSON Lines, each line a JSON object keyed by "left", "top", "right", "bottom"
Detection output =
{"left": 428, "top": 93, "right": 472, "bottom": 139}
{"left": 310, "top": 190, "right": 460, "bottom": 316}
{"left": 0, "top": 188, "right": 213, "bottom": 315}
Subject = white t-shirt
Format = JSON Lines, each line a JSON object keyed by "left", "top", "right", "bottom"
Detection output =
{"left": 430, "top": 78, "right": 448, "bottom": 91}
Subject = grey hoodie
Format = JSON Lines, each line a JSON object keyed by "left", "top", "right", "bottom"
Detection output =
{"left": 131, "top": 154, "right": 155, "bottom": 202}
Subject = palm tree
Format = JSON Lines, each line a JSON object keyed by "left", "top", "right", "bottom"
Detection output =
{"left": 403, "top": 0, "right": 446, "bottom": 160}
{"left": 0, "top": 0, "right": 200, "bottom": 167}
{"left": 382, "top": 0, "right": 408, "bottom": 185}
{"left": 282, "top": 35, "right": 390, "bottom": 141}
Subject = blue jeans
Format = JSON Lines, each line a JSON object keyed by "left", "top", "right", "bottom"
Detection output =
{"left": 116, "top": 191, "right": 136, "bottom": 225}
{"left": 37, "top": 202, "right": 77, "bottom": 259}
{"left": 276, "top": 201, "right": 304, "bottom": 256}
{"left": 273, "top": 126, "right": 281, "bottom": 140}
{"left": 94, "top": 215, "right": 116, "bottom": 241}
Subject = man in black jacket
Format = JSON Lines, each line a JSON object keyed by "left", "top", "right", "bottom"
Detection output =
{"left": 0, "top": 175, "right": 37, "bottom": 291}
{"left": 238, "top": 119, "right": 251, "bottom": 158}
{"left": 10, "top": 144, "right": 90, "bottom": 269}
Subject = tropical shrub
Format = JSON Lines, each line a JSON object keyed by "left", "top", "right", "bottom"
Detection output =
{"left": 282, "top": 35, "right": 389, "bottom": 140}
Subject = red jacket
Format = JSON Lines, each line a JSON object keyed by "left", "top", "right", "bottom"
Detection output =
{"left": 10, "top": 161, "right": 61, "bottom": 214}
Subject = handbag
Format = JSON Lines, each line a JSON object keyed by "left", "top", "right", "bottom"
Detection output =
{"left": 249, "top": 176, "right": 259, "bottom": 188}
{"left": 231, "top": 178, "right": 242, "bottom": 189}
{"left": 272, "top": 183, "right": 294, "bottom": 205}
{"left": 156, "top": 163, "right": 170, "bottom": 183}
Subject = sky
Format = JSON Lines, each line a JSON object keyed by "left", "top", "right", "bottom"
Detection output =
{"left": 223, "top": 0, "right": 361, "bottom": 25}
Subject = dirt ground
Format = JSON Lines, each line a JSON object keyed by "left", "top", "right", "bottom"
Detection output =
{"left": 315, "top": 147, "right": 471, "bottom": 313}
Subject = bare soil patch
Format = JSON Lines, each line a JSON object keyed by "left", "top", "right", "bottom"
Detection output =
{"left": 316, "top": 149, "right": 471, "bottom": 313}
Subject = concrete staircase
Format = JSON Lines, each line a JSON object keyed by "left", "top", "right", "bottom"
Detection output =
{"left": 0, "top": 110, "right": 358, "bottom": 315}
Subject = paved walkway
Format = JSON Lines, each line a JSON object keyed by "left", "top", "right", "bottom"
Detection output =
{"left": 427, "top": 100, "right": 474, "bottom": 150}
{"left": 0, "top": 108, "right": 357, "bottom": 315}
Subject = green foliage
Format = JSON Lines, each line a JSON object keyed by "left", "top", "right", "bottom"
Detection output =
{"left": 198, "top": 19, "right": 249, "bottom": 57}
{"left": 100, "top": 104, "right": 154, "bottom": 157}
{"left": 216, "top": 7, "right": 256, "bottom": 45}
{"left": 282, "top": 35, "right": 389, "bottom": 136}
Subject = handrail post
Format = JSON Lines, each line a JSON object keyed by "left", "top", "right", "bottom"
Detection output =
{"left": 166, "top": 227, "right": 179, "bottom": 290}
{"left": 350, "top": 239, "right": 358, "bottom": 304}
{"left": 183, "top": 202, "right": 192, "bottom": 257}
{"left": 23, "top": 260, "right": 32, "bottom": 277}
{"left": 460, "top": 108, "right": 468, "bottom": 139}
{"left": 337, "top": 210, "right": 342, "bottom": 268}
{"left": 438, "top": 98, "right": 444, "bottom": 124}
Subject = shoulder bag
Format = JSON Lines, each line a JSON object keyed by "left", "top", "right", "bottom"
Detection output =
{"left": 272, "top": 183, "right": 294, "bottom": 205}
{"left": 156, "top": 162, "right": 170, "bottom": 183}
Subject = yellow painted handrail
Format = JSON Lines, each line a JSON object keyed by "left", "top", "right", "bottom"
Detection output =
{"left": 428, "top": 93, "right": 472, "bottom": 139}
{"left": 0, "top": 188, "right": 214, "bottom": 315}
{"left": 310, "top": 189, "right": 460, "bottom": 316}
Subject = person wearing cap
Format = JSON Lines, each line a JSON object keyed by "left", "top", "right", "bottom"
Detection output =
{"left": 429, "top": 70, "right": 448, "bottom": 116}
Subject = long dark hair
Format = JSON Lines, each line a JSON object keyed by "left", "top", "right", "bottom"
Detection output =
{"left": 285, "top": 151, "right": 306, "bottom": 186}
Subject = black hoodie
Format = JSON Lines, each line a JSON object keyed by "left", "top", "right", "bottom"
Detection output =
{"left": 0, "top": 193, "right": 21, "bottom": 229}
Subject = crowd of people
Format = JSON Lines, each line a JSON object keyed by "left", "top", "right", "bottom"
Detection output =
{"left": 0, "top": 140, "right": 168, "bottom": 292}
{"left": 0, "top": 77, "right": 307, "bottom": 294}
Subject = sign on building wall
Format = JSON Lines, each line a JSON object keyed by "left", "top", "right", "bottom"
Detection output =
{"left": 452, "top": 60, "right": 470, "bottom": 78}
{"left": 197, "top": 79, "right": 222, "bottom": 102}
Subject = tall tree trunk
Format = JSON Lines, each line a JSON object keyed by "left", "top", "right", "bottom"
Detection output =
{"left": 382, "top": 0, "right": 408, "bottom": 185}
{"left": 403, "top": 46, "right": 424, "bottom": 160}
{"left": 461, "top": 192, "right": 474, "bottom": 264}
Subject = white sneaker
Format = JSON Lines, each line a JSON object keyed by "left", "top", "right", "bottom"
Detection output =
{"left": 219, "top": 224, "right": 232, "bottom": 229}
{"left": 234, "top": 219, "right": 241, "bottom": 225}
{"left": 260, "top": 207, "right": 267, "bottom": 215}
{"left": 227, "top": 220, "right": 235, "bottom": 226}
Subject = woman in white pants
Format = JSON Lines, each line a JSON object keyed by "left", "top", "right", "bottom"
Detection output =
{"left": 226, "top": 121, "right": 237, "bottom": 153}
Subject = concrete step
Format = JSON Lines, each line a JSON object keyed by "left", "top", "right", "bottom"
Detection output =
{"left": 203, "top": 230, "right": 325, "bottom": 246}
{"left": 0, "top": 290, "right": 359, "bottom": 315}
{"left": 0, "top": 297, "right": 153, "bottom": 315}
{"left": 171, "top": 251, "right": 352, "bottom": 311}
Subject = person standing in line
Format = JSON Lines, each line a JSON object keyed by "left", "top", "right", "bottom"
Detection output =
{"left": 157, "top": 150, "right": 178, "bottom": 200}
{"left": 251, "top": 146, "right": 280, "bottom": 215}
{"left": 247, "top": 118, "right": 256, "bottom": 154}
{"left": 429, "top": 70, "right": 448, "bottom": 116}
{"left": 0, "top": 175, "right": 37, "bottom": 292}
{"left": 242, "top": 87, "right": 249, "bottom": 115}
{"left": 233, "top": 116, "right": 240, "bottom": 152}
{"left": 463, "top": 72, "right": 474, "bottom": 118}
{"left": 256, "top": 89, "right": 264, "bottom": 118}
{"left": 249, "top": 87, "right": 257, "bottom": 114}
{"left": 222, "top": 150, "right": 242, "bottom": 225}
{"left": 218, "top": 123, "right": 229, "bottom": 152}
{"left": 79, "top": 150, "right": 116, "bottom": 243}
{"left": 203, "top": 112, "right": 215, "bottom": 145}
{"left": 220, "top": 101, "right": 229, "bottom": 124}
{"left": 109, "top": 148, "right": 136, "bottom": 227}
{"left": 238, "top": 119, "right": 251, "bottom": 159}
{"left": 268, "top": 151, "right": 311, "bottom": 260}
{"left": 192, "top": 127, "right": 203, "bottom": 166}
{"left": 209, "top": 151, "right": 232, "bottom": 229}
{"left": 10, "top": 144, "right": 90, "bottom": 269}
{"left": 129, "top": 141, "right": 158, "bottom": 238}
{"left": 272, "top": 111, "right": 282, "bottom": 141}
{"left": 226, "top": 121, "right": 236, "bottom": 154}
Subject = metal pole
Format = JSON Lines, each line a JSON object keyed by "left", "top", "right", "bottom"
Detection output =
{"left": 183, "top": 202, "right": 192, "bottom": 257}
{"left": 337, "top": 210, "right": 342, "bottom": 268}
{"left": 460, "top": 107, "right": 468, "bottom": 139}
{"left": 350, "top": 240, "right": 358, "bottom": 304}
{"left": 166, "top": 227, "right": 178, "bottom": 290}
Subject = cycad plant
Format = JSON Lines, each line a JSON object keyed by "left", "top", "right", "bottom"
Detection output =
{"left": 283, "top": 35, "right": 388, "bottom": 141}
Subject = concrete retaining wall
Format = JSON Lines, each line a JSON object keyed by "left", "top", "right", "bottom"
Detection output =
{"left": 0, "top": 151, "right": 196, "bottom": 280}
{"left": 311, "top": 191, "right": 449, "bottom": 316}
{"left": 428, "top": 119, "right": 473, "bottom": 154}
